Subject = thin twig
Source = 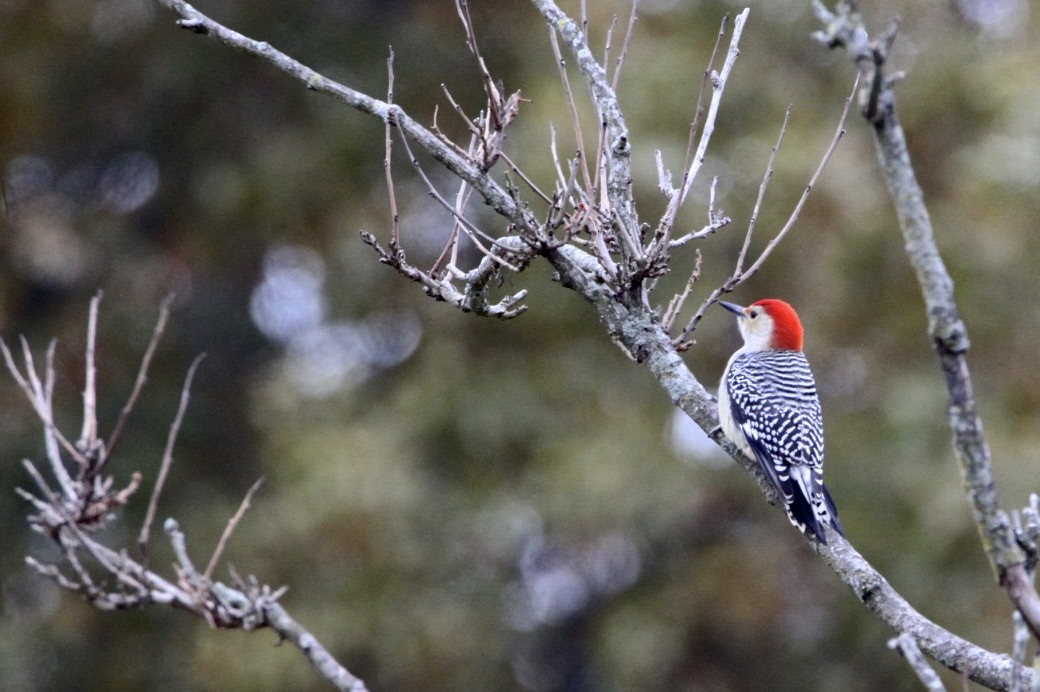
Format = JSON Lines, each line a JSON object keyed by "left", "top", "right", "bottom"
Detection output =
{"left": 602, "top": 15, "right": 618, "bottom": 90}
{"left": 438, "top": 85, "right": 482, "bottom": 139}
{"left": 430, "top": 93, "right": 481, "bottom": 159}
{"left": 546, "top": 157, "right": 582, "bottom": 234}
{"left": 548, "top": 28, "right": 592, "bottom": 192}
{"left": 21, "top": 459, "right": 61, "bottom": 512}
{"left": 733, "top": 76, "right": 856, "bottom": 284}
{"left": 395, "top": 128, "right": 523, "bottom": 272}
{"left": 733, "top": 104, "right": 793, "bottom": 277}
{"left": 204, "top": 477, "right": 265, "bottom": 581}
{"left": 548, "top": 124, "right": 568, "bottom": 194}
{"left": 668, "top": 177, "right": 729, "bottom": 248}
{"left": 678, "top": 8, "right": 748, "bottom": 207}
{"left": 652, "top": 10, "right": 743, "bottom": 253}
{"left": 889, "top": 634, "right": 946, "bottom": 691}
{"left": 683, "top": 14, "right": 728, "bottom": 175}
{"left": 610, "top": 1, "right": 638, "bottom": 93}
{"left": 662, "top": 249, "right": 701, "bottom": 331}
{"left": 385, "top": 48, "right": 401, "bottom": 253}
{"left": 499, "top": 152, "right": 553, "bottom": 204}
{"left": 40, "top": 340, "right": 81, "bottom": 475}
{"left": 104, "top": 294, "right": 174, "bottom": 468}
{"left": 455, "top": 0, "right": 503, "bottom": 136}
{"left": 429, "top": 97, "right": 468, "bottom": 276}
{"left": 138, "top": 354, "right": 205, "bottom": 561}
{"left": 79, "top": 291, "right": 102, "bottom": 453}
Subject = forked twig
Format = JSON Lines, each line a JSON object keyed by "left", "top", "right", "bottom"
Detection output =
{"left": 4, "top": 337, "right": 89, "bottom": 470}
{"left": 661, "top": 249, "right": 701, "bottom": 331}
{"left": 668, "top": 177, "right": 729, "bottom": 248}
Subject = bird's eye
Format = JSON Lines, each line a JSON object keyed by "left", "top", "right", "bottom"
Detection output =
{"left": 748, "top": 309, "right": 758, "bottom": 319}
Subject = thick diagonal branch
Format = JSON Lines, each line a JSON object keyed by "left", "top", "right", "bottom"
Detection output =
{"left": 546, "top": 243, "right": 1033, "bottom": 690}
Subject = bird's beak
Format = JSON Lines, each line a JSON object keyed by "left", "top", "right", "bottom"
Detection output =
{"left": 719, "top": 301, "right": 746, "bottom": 316}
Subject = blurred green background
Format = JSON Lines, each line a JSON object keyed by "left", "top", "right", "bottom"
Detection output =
{"left": 1, "top": 0, "right": 1038, "bottom": 690}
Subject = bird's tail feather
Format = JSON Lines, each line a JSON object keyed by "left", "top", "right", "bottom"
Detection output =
{"left": 786, "top": 483, "right": 843, "bottom": 544}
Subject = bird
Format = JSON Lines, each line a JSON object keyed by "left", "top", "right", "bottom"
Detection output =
{"left": 717, "top": 298, "right": 844, "bottom": 544}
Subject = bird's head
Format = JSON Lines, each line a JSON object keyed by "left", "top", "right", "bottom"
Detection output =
{"left": 720, "top": 298, "right": 804, "bottom": 352}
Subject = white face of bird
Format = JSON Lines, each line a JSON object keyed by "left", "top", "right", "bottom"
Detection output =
{"left": 736, "top": 304, "right": 776, "bottom": 351}
{"left": 721, "top": 302, "right": 775, "bottom": 352}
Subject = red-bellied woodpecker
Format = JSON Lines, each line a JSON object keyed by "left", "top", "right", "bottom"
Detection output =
{"left": 717, "top": 298, "right": 844, "bottom": 544}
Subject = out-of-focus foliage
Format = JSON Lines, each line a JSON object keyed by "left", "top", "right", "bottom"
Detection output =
{"left": 1, "top": 0, "right": 1038, "bottom": 689}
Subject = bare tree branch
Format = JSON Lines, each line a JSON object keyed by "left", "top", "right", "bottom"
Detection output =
{"left": 9, "top": 301, "right": 369, "bottom": 692}
{"left": 813, "top": 0, "right": 1040, "bottom": 643}
{"left": 32, "top": 1, "right": 1030, "bottom": 689}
